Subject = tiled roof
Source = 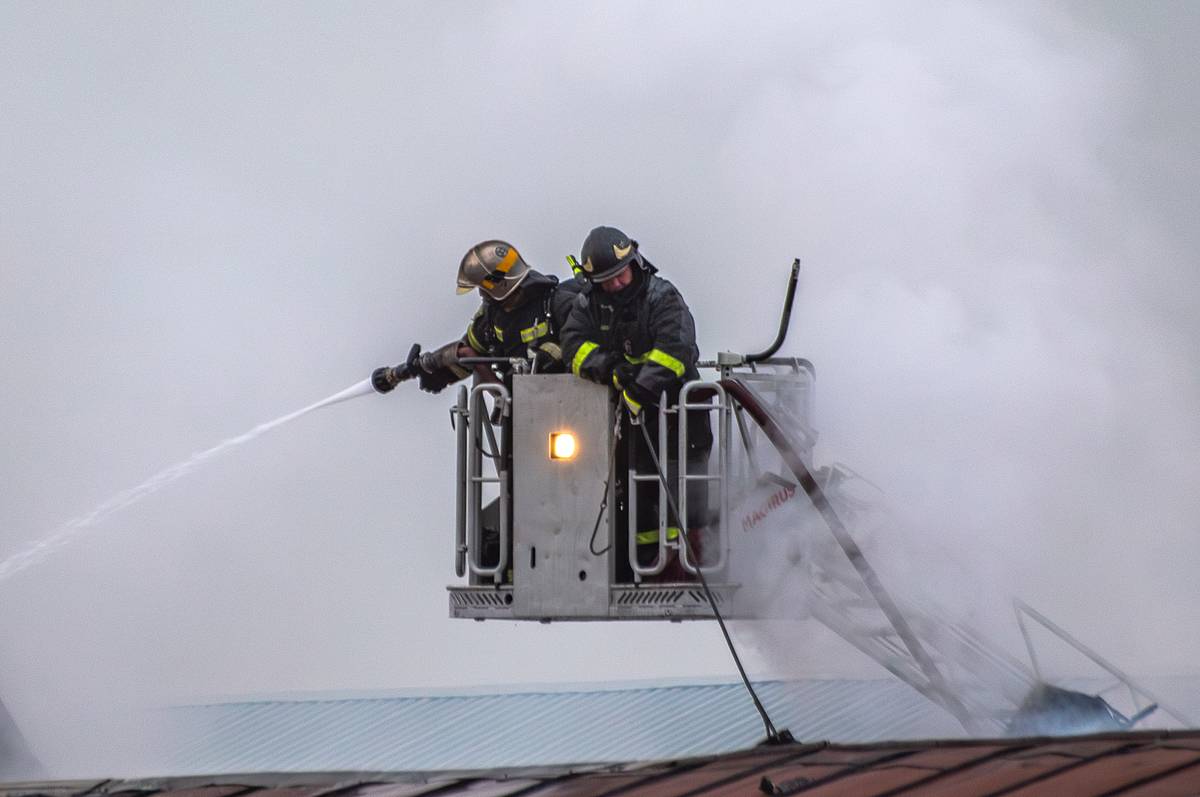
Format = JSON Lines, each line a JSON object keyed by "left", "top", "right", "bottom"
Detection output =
{"left": 6, "top": 731, "right": 1200, "bottom": 796}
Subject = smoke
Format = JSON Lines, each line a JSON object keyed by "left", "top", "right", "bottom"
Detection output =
{"left": 718, "top": 3, "right": 1200, "bottom": 689}
{"left": 1, "top": 0, "right": 1198, "bottom": 774}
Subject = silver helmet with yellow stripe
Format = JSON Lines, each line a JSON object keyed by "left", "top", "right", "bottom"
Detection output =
{"left": 456, "top": 241, "right": 531, "bottom": 302}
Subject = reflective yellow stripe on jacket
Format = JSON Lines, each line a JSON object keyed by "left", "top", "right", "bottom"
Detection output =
{"left": 646, "top": 348, "right": 686, "bottom": 377}
{"left": 623, "top": 348, "right": 686, "bottom": 378}
{"left": 520, "top": 321, "right": 550, "bottom": 343}
{"left": 572, "top": 341, "right": 599, "bottom": 376}
{"left": 465, "top": 323, "right": 484, "bottom": 352}
{"left": 621, "top": 389, "right": 642, "bottom": 415}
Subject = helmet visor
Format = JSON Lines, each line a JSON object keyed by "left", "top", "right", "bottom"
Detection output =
{"left": 587, "top": 250, "right": 642, "bottom": 283}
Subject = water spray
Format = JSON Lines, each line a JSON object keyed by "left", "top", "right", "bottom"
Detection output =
{"left": 0, "top": 377, "right": 379, "bottom": 584}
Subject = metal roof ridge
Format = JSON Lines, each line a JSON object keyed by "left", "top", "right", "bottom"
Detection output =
{"left": 167, "top": 676, "right": 902, "bottom": 708}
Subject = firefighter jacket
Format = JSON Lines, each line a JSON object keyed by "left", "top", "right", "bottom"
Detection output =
{"left": 413, "top": 271, "right": 584, "bottom": 393}
{"left": 462, "top": 271, "right": 583, "bottom": 369}
{"left": 561, "top": 263, "right": 703, "bottom": 417}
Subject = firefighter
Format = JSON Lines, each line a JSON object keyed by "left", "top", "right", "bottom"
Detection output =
{"left": 372, "top": 240, "right": 583, "bottom": 394}
{"left": 372, "top": 240, "right": 583, "bottom": 583}
{"left": 561, "top": 226, "right": 714, "bottom": 582}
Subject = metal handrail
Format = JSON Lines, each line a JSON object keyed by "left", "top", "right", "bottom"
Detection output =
{"left": 695, "top": 260, "right": 803, "bottom": 372}
{"left": 453, "top": 385, "right": 468, "bottom": 577}
{"left": 466, "top": 383, "right": 510, "bottom": 581}
{"left": 629, "top": 395, "right": 670, "bottom": 578}
{"left": 745, "top": 259, "right": 801, "bottom": 363}
{"left": 678, "top": 381, "right": 728, "bottom": 574}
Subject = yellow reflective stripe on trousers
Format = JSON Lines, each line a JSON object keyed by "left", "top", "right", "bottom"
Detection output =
{"left": 520, "top": 320, "right": 549, "bottom": 343}
{"left": 572, "top": 341, "right": 599, "bottom": 376}
{"left": 636, "top": 527, "right": 681, "bottom": 545}
{"left": 646, "top": 348, "right": 686, "bottom": 378}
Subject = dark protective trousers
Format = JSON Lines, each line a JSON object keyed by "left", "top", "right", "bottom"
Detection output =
{"left": 616, "top": 407, "right": 714, "bottom": 583}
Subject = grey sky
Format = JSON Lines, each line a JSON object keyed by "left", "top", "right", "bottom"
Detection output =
{"left": 2, "top": 0, "right": 1198, "bottom": 773}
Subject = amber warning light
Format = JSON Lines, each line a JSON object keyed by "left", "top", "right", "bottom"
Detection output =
{"left": 549, "top": 431, "right": 577, "bottom": 461}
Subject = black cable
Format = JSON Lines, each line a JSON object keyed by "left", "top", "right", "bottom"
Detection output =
{"left": 635, "top": 416, "right": 786, "bottom": 743}
{"left": 587, "top": 491, "right": 611, "bottom": 556}
{"left": 588, "top": 412, "right": 624, "bottom": 556}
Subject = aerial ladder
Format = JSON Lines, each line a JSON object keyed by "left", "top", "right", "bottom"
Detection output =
{"left": 440, "top": 260, "right": 1190, "bottom": 737}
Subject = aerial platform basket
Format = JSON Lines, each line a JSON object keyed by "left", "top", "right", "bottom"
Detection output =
{"left": 446, "top": 357, "right": 819, "bottom": 623}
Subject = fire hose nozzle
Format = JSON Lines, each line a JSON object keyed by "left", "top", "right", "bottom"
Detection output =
{"left": 372, "top": 343, "right": 423, "bottom": 394}
{"left": 371, "top": 366, "right": 399, "bottom": 393}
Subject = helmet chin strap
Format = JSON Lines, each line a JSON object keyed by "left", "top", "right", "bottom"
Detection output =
{"left": 607, "top": 263, "right": 646, "bottom": 301}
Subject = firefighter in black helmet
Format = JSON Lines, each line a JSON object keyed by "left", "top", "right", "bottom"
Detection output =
{"left": 372, "top": 240, "right": 583, "bottom": 394}
{"left": 561, "top": 226, "right": 713, "bottom": 582}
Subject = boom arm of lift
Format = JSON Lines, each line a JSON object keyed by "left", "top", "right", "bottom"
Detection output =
{"left": 721, "top": 377, "right": 981, "bottom": 732}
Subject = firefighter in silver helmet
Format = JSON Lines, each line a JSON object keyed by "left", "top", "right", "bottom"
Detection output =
{"left": 372, "top": 241, "right": 583, "bottom": 394}
{"left": 561, "top": 226, "right": 713, "bottom": 581}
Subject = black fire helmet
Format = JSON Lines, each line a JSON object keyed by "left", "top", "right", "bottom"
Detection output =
{"left": 578, "top": 226, "right": 643, "bottom": 283}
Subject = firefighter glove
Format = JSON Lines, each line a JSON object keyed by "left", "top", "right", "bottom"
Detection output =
{"left": 621, "top": 389, "right": 643, "bottom": 417}
{"left": 418, "top": 367, "right": 457, "bottom": 394}
{"left": 531, "top": 342, "right": 562, "bottom": 373}
{"left": 620, "top": 382, "right": 654, "bottom": 417}
{"left": 611, "top": 362, "right": 639, "bottom": 391}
